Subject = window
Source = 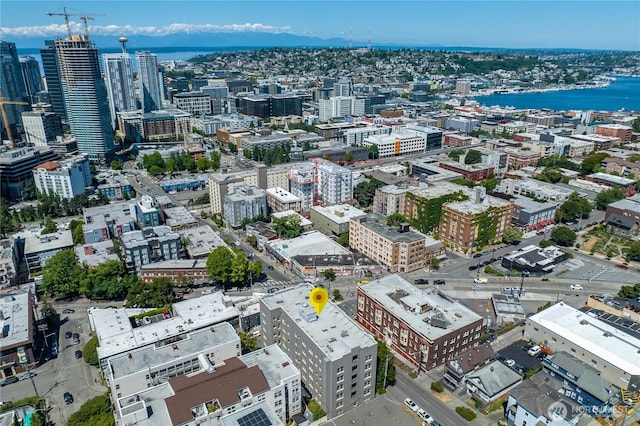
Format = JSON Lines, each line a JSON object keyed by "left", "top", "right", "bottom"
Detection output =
{"left": 337, "top": 366, "right": 344, "bottom": 373}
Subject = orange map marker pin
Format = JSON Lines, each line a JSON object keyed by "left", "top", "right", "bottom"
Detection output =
{"left": 309, "top": 287, "right": 329, "bottom": 315}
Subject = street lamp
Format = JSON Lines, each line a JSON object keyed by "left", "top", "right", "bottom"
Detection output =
{"left": 518, "top": 270, "right": 529, "bottom": 297}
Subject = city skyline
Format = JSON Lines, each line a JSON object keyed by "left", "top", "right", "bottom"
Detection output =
{"left": 0, "top": 1, "right": 639, "bottom": 51}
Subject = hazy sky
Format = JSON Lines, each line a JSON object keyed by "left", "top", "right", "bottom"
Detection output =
{"left": 1, "top": 0, "right": 639, "bottom": 50}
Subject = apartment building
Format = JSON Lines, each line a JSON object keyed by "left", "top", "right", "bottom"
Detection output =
{"left": 120, "top": 225, "right": 183, "bottom": 271}
{"left": 0, "top": 146, "right": 58, "bottom": 201}
{"left": 0, "top": 240, "right": 18, "bottom": 288}
{"left": 173, "top": 91, "right": 212, "bottom": 115}
{"left": 596, "top": 123, "right": 634, "bottom": 142}
{"left": 223, "top": 185, "right": 268, "bottom": 229}
{"left": 310, "top": 204, "right": 366, "bottom": 236}
{"left": 266, "top": 187, "right": 302, "bottom": 214}
{"left": 356, "top": 275, "right": 485, "bottom": 372}
{"left": 438, "top": 161, "right": 494, "bottom": 182}
{"left": 32, "top": 155, "right": 91, "bottom": 200}
{"left": 260, "top": 284, "right": 377, "bottom": 419}
{"left": 602, "top": 157, "right": 640, "bottom": 177}
{"left": 439, "top": 188, "right": 513, "bottom": 253}
{"left": 21, "top": 229, "right": 74, "bottom": 274}
{"left": 114, "top": 345, "right": 300, "bottom": 426}
{"left": 317, "top": 162, "right": 353, "bottom": 206}
{"left": 139, "top": 259, "right": 208, "bottom": 284}
{"left": 511, "top": 196, "right": 557, "bottom": 231}
{"left": 362, "top": 132, "right": 426, "bottom": 158}
{"left": 497, "top": 178, "right": 578, "bottom": 204}
{"left": 209, "top": 165, "right": 290, "bottom": 215}
{"left": 349, "top": 213, "right": 426, "bottom": 273}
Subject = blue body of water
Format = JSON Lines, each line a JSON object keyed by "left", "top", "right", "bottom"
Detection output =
{"left": 471, "top": 76, "right": 640, "bottom": 112}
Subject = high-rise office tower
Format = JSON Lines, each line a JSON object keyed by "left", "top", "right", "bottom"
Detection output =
{"left": 103, "top": 37, "right": 137, "bottom": 128}
{"left": 40, "top": 40, "right": 67, "bottom": 121}
{"left": 55, "top": 35, "right": 115, "bottom": 163}
{"left": 0, "top": 41, "right": 30, "bottom": 139}
{"left": 19, "top": 55, "right": 43, "bottom": 104}
{"left": 135, "top": 51, "right": 164, "bottom": 112}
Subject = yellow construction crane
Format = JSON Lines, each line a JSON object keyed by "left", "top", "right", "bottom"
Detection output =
{"left": 0, "top": 90, "right": 29, "bottom": 145}
{"left": 47, "top": 7, "right": 104, "bottom": 39}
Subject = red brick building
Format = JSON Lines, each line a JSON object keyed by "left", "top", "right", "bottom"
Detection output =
{"left": 438, "top": 162, "right": 494, "bottom": 182}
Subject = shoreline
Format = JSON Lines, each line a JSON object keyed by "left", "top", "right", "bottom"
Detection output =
{"left": 467, "top": 79, "right": 613, "bottom": 98}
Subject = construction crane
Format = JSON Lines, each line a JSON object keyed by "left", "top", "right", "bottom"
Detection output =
{"left": 0, "top": 90, "right": 29, "bottom": 145}
{"left": 47, "top": 7, "right": 104, "bottom": 39}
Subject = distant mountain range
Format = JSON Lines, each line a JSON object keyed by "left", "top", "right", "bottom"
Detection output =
{"left": 7, "top": 31, "right": 599, "bottom": 54}
{"left": 8, "top": 31, "right": 350, "bottom": 51}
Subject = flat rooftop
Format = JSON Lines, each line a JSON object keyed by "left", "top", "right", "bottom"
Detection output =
{"left": 163, "top": 206, "right": 197, "bottom": 227}
{"left": 91, "top": 292, "right": 239, "bottom": 359}
{"left": 311, "top": 204, "right": 366, "bottom": 224}
{"left": 0, "top": 293, "right": 32, "bottom": 350}
{"left": 359, "top": 274, "right": 483, "bottom": 341}
{"left": 75, "top": 240, "right": 119, "bottom": 267}
{"left": 139, "top": 259, "right": 207, "bottom": 271}
{"left": 356, "top": 213, "right": 425, "bottom": 243}
{"left": 268, "top": 231, "right": 350, "bottom": 259}
{"left": 527, "top": 302, "right": 640, "bottom": 375}
{"left": 108, "top": 322, "right": 238, "bottom": 379}
{"left": 266, "top": 187, "right": 301, "bottom": 204}
{"left": 178, "top": 225, "right": 227, "bottom": 258}
{"left": 444, "top": 195, "right": 511, "bottom": 215}
{"left": 23, "top": 230, "right": 73, "bottom": 255}
{"left": 261, "top": 284, "right": 377, "bottom": 361}
{"left": 238, "top": 345, "right": 299, "bottom": 390}
{"left": 588, "top": 172, "right": 636, "bottom": 186}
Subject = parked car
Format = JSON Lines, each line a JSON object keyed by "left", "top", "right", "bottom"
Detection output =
{"left": 417, "top": 409, "right": 434, "bottom": 424}
{"left": 527, "top": 345, "right": 542, "bottom": 356}
{"left": 414, "top": 278, "right": 428, "bottom": 285}
{"left": 72, "top": 333, "right": 80, "bottom": 345}
{"left": 570, "top": 284, "right": 584, "bottom": 290}
{"left": 1, "top": 376, "right": 19, "bottom": 386}
{"left": 433, "top": 279, "right": 446, "bottom": 285}
{"left": 468, "top": 265, "right": 478, "bottom": 271}
{"left": 19, "top": 372, "right": 36, "bottom": 381}
{"left": 505, "top": 359, "right": 516, "bottom": 367}
{"left": 474, "top": 277, "right": 488, "bottom": 285}
{"left": 616, "top": 264, "right": 628, "bottom": 270}
{"left": 268, "top": 265, "right": 274, "bottom": 270}
{"left": 63, "top": 392, "right": 73, "bottom": 404}
{"left": 65, "top": 331, "right": 72, "bottom": 339}
{"left": 75, "top": 350, "right": 82, "bottom": 359}
{"left": 404, "top": 398, "right": 419, "bottom": 412}
{"left": 62, "top": 309, "right": 75, "bottom": 314}
{"left": 472, "top": 253, "right": 483, "bottom": 258}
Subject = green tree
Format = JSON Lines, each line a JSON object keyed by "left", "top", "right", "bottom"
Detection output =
{"left": 502, "top": 227, "right": 523, "bottom": 244}
{"left": 368, "top": 144, "right": 379, "bottom": 159}
{"left": 618, "top": 283, "right": 640, "bottom": 299}
{"left": 376, "top": 338, "right": 396, "bottom": 392}
{"left": 82, "top": 260, "right": 134, "bottom": 300}
{"left": 624, "top": 241, "right": 640, "bottom": 261}
{"left": 41, "top": 219, "right": 58, "bottom": 235}
{"left": 556, "top": 192, "right": 591, "bottom": 222}
{"left": 238, "top": 331, "right": 258, "bottom": 354}
{"left": 550, "top": 226, "right": 577, "bottom": 247}
{"left": 354, "top": 177, "right": 383, "bottom": 208}
{"left": 633, "top": 117, "right": 640, "bottom": 133}
{"left": 196, "top": 157, "right": 210, "bottom": 172}
{"left": 206, "top": 246, "right": 235, "bottom": 287}
{"left": 41, "top": 249, "right": 84, "bottom": 298}
{"left": 346, "top": 151, "right": 354, "bottom": 162}
{"left": 464, "top": 149, "right": 482, "bottom": 164}
{"left": 307, "top": 399, "right": 326, "bottom": 421}
{"left": 595, "top": 187, "right": 625, "bottom": 210}
{"left": 67, "top": 393, "right": 115, "bottom": 426}
{"left": 83, "top": 335, "right": 99, "bottom": 366}
{"left": 70, "top": 219, "right": 85, "bottom": 245}
{"left": 210, "top": 151, "right": 221, "bottom": 171}
{"left": 321, "top": 269, "right": 336, "bottom": 283}
{"left": 332, "top": 289, "right": 343, "bottom": 301}
{"left": 0, "top": 197, "right": 20, "bottom": 237}
{"left": 272, "top": 214, "right": 302, "bottom": 239}
{"left": 448, "top": 149, "right": 465, "bottom": 161}
{"left": 124, "top": 277, "right": 174, "bottom": 308}
{"left": 386, "top": 213, "right": 407, "bottom": 227}
{"left": 580, "top": 152, "right": 608, "bottom": 176}
{"left": 110, "top": 160, "right": 123, "bottom": 170}
{"left": 535, "top": 166, "right": 563, "bottom": 183}
{"left": 336, "top": 232, "right": 349, "bottom": 247}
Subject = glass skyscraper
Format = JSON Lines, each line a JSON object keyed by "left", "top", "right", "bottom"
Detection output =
{"left": 55, "top": 36, "right": 114, "bottom": 163}
{"left": 19, "top": 55, "right": 43, "bottom": 104}
{"left": 0, "top": 41, "right": 30, "bottom": 138}
{"left": 40, "top": 40, "right": 67, "bottom": 121}
{"left": 135, "top": 51, "right": 164, "bottom": 113}
{"left": 103, "top": 52, "right": 137, "bottom": 128}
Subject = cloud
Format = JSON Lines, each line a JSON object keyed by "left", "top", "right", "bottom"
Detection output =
{"left": 0, "top": 22, "right": 292, "bottom": 38}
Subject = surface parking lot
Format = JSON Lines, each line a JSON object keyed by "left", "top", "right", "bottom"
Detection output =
{"left": 495, "top": 341, "right": 544, "bottom": 375}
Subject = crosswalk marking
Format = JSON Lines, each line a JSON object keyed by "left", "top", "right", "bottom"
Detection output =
{"left": 262, "top": 280, "right": 297, "bottom": 287}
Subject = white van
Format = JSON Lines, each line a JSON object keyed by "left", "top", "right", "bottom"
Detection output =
{"left": 527, "top": 345, "right": 541, "bottom": 356}
{"left": 474, "top": 277, "right": 488, "bottom": 284}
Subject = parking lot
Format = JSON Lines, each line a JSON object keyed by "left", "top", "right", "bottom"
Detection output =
{"left": 495, "top": 341, "right": 544, "bottom": 375}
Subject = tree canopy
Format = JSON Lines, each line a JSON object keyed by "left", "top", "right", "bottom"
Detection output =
{"left": 124, "top": 277, "right": 174, "bottom": 308}
{"left": 594, "top": 187, "right": 625, "bottom": 210}
{"left": 67, "top": 393, "right": 115, "bottom": 426}
{"left": 464, "top": 149, "right": 482, "bottom": 164}
{"left": 354, "top": 177, "right": 383, "bottom": 208}
{"left": 272, "top": 214, "right": 302, "bottom": 239}
{"left": 386, "top": 213, "right": 407, "bottom": 227}
{"left": 502, "top": 227, "right": 523, "bottom": 244}
{"left": 556, "top": 192, "right": 591, "bottom": 223}
{"left": 41, "top": 249, "right": 83, "bottom": 298}
{"left": 206, "top": 246, "right": 261, "bottom": 289}
{"left": 580, "top": 152, "right": 609, "bottom": 176}
{"left": 550, "top": 226, "right": 576, "bottom": 247}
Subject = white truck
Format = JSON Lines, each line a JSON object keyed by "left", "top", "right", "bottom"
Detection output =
{"left": 473, "top": 277, "right": 488, "bottom": 284}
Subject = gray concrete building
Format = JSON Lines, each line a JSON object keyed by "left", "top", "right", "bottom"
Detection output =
{"left": 260, "top": 284, "right": 377, "bottom": 419}
{"left": 223, "top": 185, "right": 268, "bottom": 229}
{"left": 120, "top": 225, "right": 183, "bottom": 271}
